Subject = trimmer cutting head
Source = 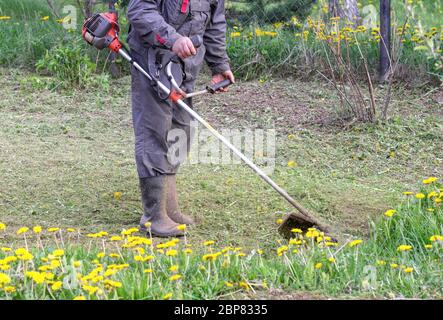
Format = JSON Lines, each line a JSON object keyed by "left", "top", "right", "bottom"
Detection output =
{"left": 278, "top": 212, "right": 331, "bottom": 240}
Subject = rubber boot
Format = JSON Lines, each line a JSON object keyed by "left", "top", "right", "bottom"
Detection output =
{"left": 139, "top": 176, "right": 184, "bottom": 238}
{"left": 166, "top": 175, "right": 195, "bottom": 225}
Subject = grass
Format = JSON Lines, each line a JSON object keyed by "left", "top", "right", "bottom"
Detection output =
{"left": 0, "top": 180, "right": 441, "bottom": 300}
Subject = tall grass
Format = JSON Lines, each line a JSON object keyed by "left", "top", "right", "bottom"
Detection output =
{"left": 0, "top": 178, "right": 441, "bottom": 299}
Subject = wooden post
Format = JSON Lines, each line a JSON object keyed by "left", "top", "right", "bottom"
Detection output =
{"left": 379, "top": 0, "right": 391, "bottom": 82}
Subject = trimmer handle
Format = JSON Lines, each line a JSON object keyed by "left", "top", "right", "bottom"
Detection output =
{"left": 190, "top": 35, "right": 203, "bottom": 49}
{"left": 206, "top": 79, "right": 233, "bottom": 93}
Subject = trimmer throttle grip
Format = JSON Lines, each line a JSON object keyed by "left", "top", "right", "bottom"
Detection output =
{"left": 207, "top": 79, "right": 233, "bottom": 94}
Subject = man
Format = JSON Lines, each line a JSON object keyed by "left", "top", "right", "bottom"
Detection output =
{"left": 127, "top": 0, "right": 235, "bottom": 237}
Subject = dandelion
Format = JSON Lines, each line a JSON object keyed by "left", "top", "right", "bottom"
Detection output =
{"left": 287, "top": 160, "right": 297, "bottom": 168}
{"left": 349, "top": 239, "right": 363, "bottom": 247}
{"left": 397, "top": 245, "right": 412, "bottom": 252}
{"left": 176, "top": 224, "right": 186, "bottom": 231}
{"left": 169, "top": 274, "right": 182, "bottom": 281}
{"left": 415, "top": 193, "right": 425, "bottom": 199}
{"left": 51, "top": 281, "right": 63, "bottom": 291}
{"left": 203, "top": 240, "right": 215, "bottom": 246}
{"left": 225, "top": 281, "right": 234, "bottom": 287}
{"left": 390, "top": 263, "right": 398, "bottom": 269}
{"left": 230, "top": 32, "right": 241, "bottom": 38}
{"left": 48, "top": 228, "right": 60, "bottom": 233}
{"left": 144, "top": 269, "right": 153, "bottom": 273}
{"left": 425, "top": 244, "right": 433, "bottom": 249}
{"left": 238, "top": 281, "right": 250, "bottom": 291}
{"left": 17, "top": 227, "right": 29, "bottom": 235}
{"left": 328, "top": 257, "right": 336, "bottom": 263}
{"left": 276, "top": 219, "right": 283, "bottom": 225}
{"left": 291, "top": 228, "right": 303, "bottom": 233}
{"left": 74, "top": 261, "right": 82, "bottom": 268}
{"left": 73, "top": 296, "right": 86, "bottom": 300}
{"left": 384, "top": 209, "right": 396, "bottom": 217}
{"left": 53, "top": 249, "right": 65, "bottom": 257}
{"left": 183, "top": 248, "right": 193, "bottom": 254}
{"left": 0, "top": 273, "right": 11, "bottom": 285}
{"left": 277, "top": 245, "right": 288, "bottom": 256}
{"left": 166, "top": 249, "right": 178, "bottom": 257}
{"left": 376, "top": 260, "right": 386, "bottom": 266}
{"left": 402, "top": 191, "right": 413, "bottom": 195}
{"left": 429, "top": 235, "right": 443, "bottom": 242}
{"left": 110, "top": 236, "right": 122, "bottom": 241}
{"left": 169, "top": 265, "right": 179, "bottom": 272}
{"left": 403, "top": 267, "right": 414, "bottom": 273}
{"left": 67, "top": 228, "right": 76, "bottom": 232}
{"left": 4, "top": 286, "right": 16, "bottom": 293}
{"left": 0, "top": 222, "right": 5, "bottom": 231}
{"left": 1, "top": 247, "right": 12, "bottom": 252}
{"left": 422, "top": 177, "right": 438, "bottom": 184}
{"left": 41, "top": 16, "right": 49, "bottom": 21}
{"left": 113, "top": 191, "right": 122, "bottom": 200}
{"left": 163, "top": 292, "right": 173, "bottom": 300}
{"left": 0, "top": 16, "right": 12, "bottom": 20}
{"left": 33, "top": 226, "right": 42, "bottom": 234}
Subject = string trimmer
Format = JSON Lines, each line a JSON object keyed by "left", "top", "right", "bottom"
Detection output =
{"left": 81, "top": 3, "right": 330, "bottom": 238}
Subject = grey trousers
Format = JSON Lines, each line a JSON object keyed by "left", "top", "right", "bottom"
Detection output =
{"left": 130, "top": 49, "right": 200, "bottom": 178}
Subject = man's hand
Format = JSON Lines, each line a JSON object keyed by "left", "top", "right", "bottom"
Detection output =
{"left": 211, "top": 70, "right": 235, "bottom": 92}
{"left": 172, "top": 37, "right": 196, "bottom": 59}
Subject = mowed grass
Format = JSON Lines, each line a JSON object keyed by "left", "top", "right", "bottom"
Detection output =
{"left": 0, "top": 67, "right": 442, "bottom": 252}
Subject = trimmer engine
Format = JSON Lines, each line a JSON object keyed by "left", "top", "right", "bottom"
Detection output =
{"left": 82, "top": 12, "right": 122, "bottom": 53}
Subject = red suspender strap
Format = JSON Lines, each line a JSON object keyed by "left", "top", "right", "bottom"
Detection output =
{"left": 181, "top": 0, "right": 189, "bottom": 13}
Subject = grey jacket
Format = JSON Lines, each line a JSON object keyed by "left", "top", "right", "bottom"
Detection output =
{"left": 127, "top": 0, "right": 230, "bottom": 75}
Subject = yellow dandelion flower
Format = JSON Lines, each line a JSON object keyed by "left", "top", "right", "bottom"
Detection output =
{"left": 73, "top": 296, "right": 86, "bottom": 300}
{"left": 48, "top": 228, "right": 60, "bottom": 233}
{"left": 349, "top": 239, "right": 363, "bottom": 248}
{"left": 73, "top": 261, "right": 81, "bottom": 268}
{"left": 397, "top": 245, "right": 412, "bottom": 252}
{"left": 41, "top": 16, "right": 49, "bottom": 21}
{"left": 0, "top": 273, "right": 11, "bottom": 285}
{"left": 203, "top": 240, "right": 215, "bottom": 246}
{"left": 225, "top": 281, "right": 234, "bottom": 287}
{"left": 287, "top": 160, "right": 297, "bottom": 168}
{"left": 429, "top": 235, "right": 443, "bottom": 242}
{"left": 328, "top": 257, "right": 336, "bottom": 263}
{"left": 166, "top": 249, "right": 178, "bottom": 257}
{"left": 315, "top": 262, "right": 323, "bottom": 269}
{"left": 402, "top": 191, "right": 413, "bottom": 195}
{"left": 183, "top": 248, "right": 193, "bottom": 254}
{"left": 51, "top": 281, "right": 63, "bottom": 291}
{"left": 113, "top": 191, "right": 122, "bottom": 200}
{"left": 1, "top": 247, "right": 12, "bottom": 252}
{"left": 390, "top": 263, "right": 398, "bottom": 269}
{"left": 4, "top": 286, "right": 16, "bottom": 293}
{"left": 169, "top": 274, "right": 182, "bottom": 281}
{"left": 0, "top": 222, "right": 5, "bottom": 231}
{"left": 33, "top": 226, "right": 42, "bottom": 234}
{"left": 67, "top": 228, "right": 76, "bottom": 232}
{"left": 176, "top": 224, "right": 186, "bottom": 231}
{"left": 163, "top": 292, "right": 173, "bottom": 300}
{"left": 276, "top": 218, "right": 283, "bottom": 225}
{"left": 291, "top": 228, "right": 303, "bottom": 233}
{"left": 53, "top": 249, "right": 65, "bottom": 257}
{"left": 0, "top": 16, "right": 12, "bottom": 21}
{"left": 376, "top": 260, "right": 386, "bottom": 266}
{"left": 425, "top": 244, "right": 433, "bottom": 249}
{"left": 415, "top": 193, "right": 425, "bottom": 199}
{"left": 110, "top": 236, "right": 122, "bottom": 241}
{"left": 423, "top": 177, "right": 438, "bottom": 184}
{"left": 169, "top": 265, "right": 179, "bottom": 272}
{"left": 238, "top": 281, "right": 250, "bottom": 291}
{"left": 384, "top": 209, "right": 396, "bottom": 217}
{"left": 17, "top": 227, "right": 29, "bottom": 235}
{"left": 403, "top": 267, "right": 414, "bottom": 273}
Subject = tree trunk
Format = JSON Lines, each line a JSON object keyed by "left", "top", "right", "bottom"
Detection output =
{"left": 343, "top": 0, "right": 361, "bottom": 26}
{"left": 328, "top": 0, "right": 343, "bottom": 18}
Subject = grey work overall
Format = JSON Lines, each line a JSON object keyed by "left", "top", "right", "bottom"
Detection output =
{"left": 127, "top": 0, "right": 230, "bottom": 178}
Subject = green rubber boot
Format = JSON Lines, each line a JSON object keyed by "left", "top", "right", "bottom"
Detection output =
{"left": 166, "top": 175, "right": 195, "bottom": 225}
{"left": 139, "top": 176, "right": 184, "bottom": 238}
